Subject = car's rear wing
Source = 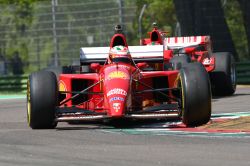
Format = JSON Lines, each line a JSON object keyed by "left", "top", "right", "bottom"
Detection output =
{"left": 164, "top": 36, "right": 210, "bottom": 50}
{"left": 80, "top": 45, "right": 164, "bottom": 64}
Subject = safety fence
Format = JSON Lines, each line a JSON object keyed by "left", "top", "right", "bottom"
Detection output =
{"left": 0, "top": 75, "right": 28, "bottom": 93}
{"left": 236, "top": 61, "right": 250, "bottom": 84}
{"left": 0, "top": 0, "right": 136, "bottom": 75}
{"left": 0, "top": 62, "right": 249, "bottom": 94}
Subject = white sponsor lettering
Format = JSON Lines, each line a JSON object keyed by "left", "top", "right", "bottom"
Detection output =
{"left": 203, "top": 58, "right": 211, "bottom": 65}
{"left": 109, "top": 97, "right": 125, "bottom": 102}
{"left": 107, "top": 88, "right": 127, "bottom": 97}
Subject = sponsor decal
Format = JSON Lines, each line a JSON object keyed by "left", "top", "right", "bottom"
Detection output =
{"left": 113, "top": 103, "right": 121, "bottom": 112}
{"left": 109, "top": 96, "right": 125, "bottom": 102}
{"left": 59, "top": 80, "right": 67, "bottom": 92}
{"left": 107, "top": 88, "right": 127, "bottom": 97}
{"left": 164, "top": 36, "right": 203, "bottom": 48}
{"left": 107, "top": 71, "right": 128, "bottom": 80}
{"left": 203, "top": 58, "right": 212, "bottom": 65}
{"left": 106, "top": 65, "right": 130, "bottom": 70}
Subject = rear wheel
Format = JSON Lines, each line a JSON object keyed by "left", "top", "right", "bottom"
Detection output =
{"left": 169, "top": 54, "right": 191, "bottom": 70}
{"left": 27, "top": 71, "right": 58, "bottom": 129}
{"left": 179, "top": 63, "right": 211, "bottom": 126}
{"left": 210, "top": 52, "right": 236, "bottom": 96}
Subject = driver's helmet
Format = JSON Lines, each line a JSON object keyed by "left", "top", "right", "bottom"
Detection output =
{"left": 108, "top": 45, "right": 132, "bottom": 64}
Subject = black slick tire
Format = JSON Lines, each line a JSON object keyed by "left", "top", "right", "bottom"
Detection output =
{"left": 169, "top": 55, "right": 191, "bottom": 70}
{"left": 27, "top": 71, "right": 58, "bottom": 129}
{"left": 210, "top": 52, "right": 236, "bottom": 96}
{"left": 179, "top": 63, "right": 211, "bottom": 126}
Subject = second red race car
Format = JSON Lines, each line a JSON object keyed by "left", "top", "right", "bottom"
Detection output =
{"left": 141, "top": 23, "right": 236, "bottom": 96}
{"left": 27, "top": 25, "right": 211, "bottom": 129}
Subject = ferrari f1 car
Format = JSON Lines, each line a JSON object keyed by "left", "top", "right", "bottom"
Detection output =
{"left": 27, "top": 25, "right": 211, "bottom": 129}
{"left": 141, "top": 23, "right": 236, "bottom": 96}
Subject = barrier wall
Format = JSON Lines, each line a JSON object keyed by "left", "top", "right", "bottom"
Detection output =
{"left": 0, "top": 62, "right": 249, "bottom": 94}
{"left": 0, "top": 75, "right": 28, "bottom": 93}
{"left": 236, "top": 61, "right": 250, "bottom": 84}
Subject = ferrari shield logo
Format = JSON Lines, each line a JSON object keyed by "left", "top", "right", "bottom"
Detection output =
{"left": 113, "top": 103, "right": 121, "bottom": 112}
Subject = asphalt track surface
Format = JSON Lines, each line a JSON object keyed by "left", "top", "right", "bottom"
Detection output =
{"left": 0, "top": 87, "right": 250, "bottom": 166}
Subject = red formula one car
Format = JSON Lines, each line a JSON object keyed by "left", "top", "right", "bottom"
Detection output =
{"left": 27, "top": 26, "right": 211, "bottom": 129}
{"left": 141, "top": 23, "right": 236, "bottom": 96}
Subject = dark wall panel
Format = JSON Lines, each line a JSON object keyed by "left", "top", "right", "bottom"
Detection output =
{"left": 238, "top": 0, "right": 250, "bottom": 58}
{"left": 174, "top": 0, "right": 238, "bottom": 59}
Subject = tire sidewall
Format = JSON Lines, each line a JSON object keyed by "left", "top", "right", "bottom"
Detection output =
{"left": 169, "top": 54, "right": 191, "bottom": 70}
{"left": 211, "top": 52, "right": 236, "bottom": 96}
{"left": 27, "top": 71, "right": 58, "bottom": 129}
{"left": 180, "top": 63, "right": 211, "bottom": 126}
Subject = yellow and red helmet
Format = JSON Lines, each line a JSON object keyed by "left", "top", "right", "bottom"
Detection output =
{"left": 109, "top": 45, "right": 132, "bottom": 64}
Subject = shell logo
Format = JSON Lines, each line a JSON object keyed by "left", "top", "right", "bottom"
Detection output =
{"left": 108, "top": 71, "right": 128, "bottom": 80}
{"left": 59, "top": 81, "right": 67, "bottom": 92}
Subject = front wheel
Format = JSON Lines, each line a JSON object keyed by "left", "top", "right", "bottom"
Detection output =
{"left": 27, "top": 71, "right": 58, "bottom": 129}
{"left": 179, "top": 63, "right": 211, "bottom": 126}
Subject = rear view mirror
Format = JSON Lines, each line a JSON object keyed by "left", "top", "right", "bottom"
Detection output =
{"left": 137, "top": 62, "right": 148, "bottom": 69}
{"left": 90, "top": 63, "right": 101, "bottom": 72}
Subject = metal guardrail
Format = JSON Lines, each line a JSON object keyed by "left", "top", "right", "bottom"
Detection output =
{"left": 0, "top": 62, "right": 249, "bottom": 93}
{"left": 0, "top": 75, "right": 28, "bottom": 94}
{"left": 236, "top": 61, "right": 250, "bottom": 84}
{"left": 0, "top": 0, "right": 136, "bottom": 75}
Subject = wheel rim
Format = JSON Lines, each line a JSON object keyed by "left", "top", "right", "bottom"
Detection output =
{"left": 177, "top": 74, "right": 185, "bottom": 116}
{"left": 27, "top": 80, "right": 31, "bottom": 125}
